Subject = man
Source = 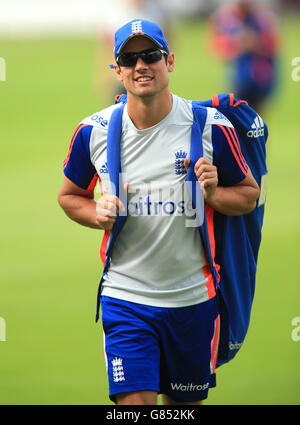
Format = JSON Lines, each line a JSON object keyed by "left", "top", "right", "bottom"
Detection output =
{"left": 58, "top": 19, "right": 259, "bottom": 405}
{"left": 207, "top": 0, "right": 281, "bottom": 113}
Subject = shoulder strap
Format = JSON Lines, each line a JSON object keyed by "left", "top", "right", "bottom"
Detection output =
{"left": 106, "top": 104, "right": 124, "bottom": 197}
{"left": 190, "top": 102, "right": 220, "bottom": 287}
{"left": 95, "top": 103, "right": 126, "bottom": 322}
{"left": 105, "top": 103, "right": 127, "bottom": 257}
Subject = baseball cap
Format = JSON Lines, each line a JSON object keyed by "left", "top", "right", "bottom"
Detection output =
{"left": 114, "top": 19, "right": 170, "bottom": 60}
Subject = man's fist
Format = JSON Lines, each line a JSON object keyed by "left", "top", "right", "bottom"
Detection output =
{"left": 184, "top": 157, "right": 218, "bottom": 203}
{"left": 96, "top": 183, "right": 130, "bottom": 230}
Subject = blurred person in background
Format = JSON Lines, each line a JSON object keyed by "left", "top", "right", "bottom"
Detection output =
{"left": 94, "top": 0, "right": 172, "bottom": 102}
{"left": 206, "top": 0, "right": 281, "bottom": 113}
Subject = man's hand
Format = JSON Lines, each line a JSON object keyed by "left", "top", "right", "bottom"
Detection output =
{"left": 184, "top": 157, "right": 218, "bottom": 203}
{"left": 96, "top": 194, "right": 125, "bottom": 231}
{"left": 96, "top": 182, "right": 130, "bottom": 231}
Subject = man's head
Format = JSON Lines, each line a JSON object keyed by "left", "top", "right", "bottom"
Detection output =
{"left": 112, "top": 19, "right": 174, "bottom": 100}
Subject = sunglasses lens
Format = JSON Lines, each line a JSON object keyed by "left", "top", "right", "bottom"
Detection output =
{"left": 117, "top": 49, "right": 165, "bottom": 67}
{"left": 117, "top": 52, "right": 137, "bottom": 67}
{"left": 143, "top": 50, "right": 163, "bottom": 64}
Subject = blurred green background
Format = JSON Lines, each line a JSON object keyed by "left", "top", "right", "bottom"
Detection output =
{"left": 0, "top": 15, "right": 299, "bottom": 405}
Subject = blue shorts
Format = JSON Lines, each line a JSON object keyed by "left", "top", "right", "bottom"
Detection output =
{"left": 100, "top": 295, "right": 220, "bottom": 403}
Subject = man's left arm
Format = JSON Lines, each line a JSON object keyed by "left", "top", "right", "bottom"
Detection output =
{"left": 191, "top": 157, "right": 259, "bottom": 216}
{"left": 184, "top": 119, "right": 260, "bottom": 216}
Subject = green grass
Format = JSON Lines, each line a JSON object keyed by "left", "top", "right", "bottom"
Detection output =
{"left": 0, "top": 16, "right": 299, "bottom": 405}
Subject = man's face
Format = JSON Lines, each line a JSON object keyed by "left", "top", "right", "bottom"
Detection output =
{"left": 114, "top": 36, "right": 174, "bottom": 99}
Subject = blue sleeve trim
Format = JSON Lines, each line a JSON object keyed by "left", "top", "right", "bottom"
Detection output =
{"left": 63, "top": 124, "right": 97, "bottom": 189}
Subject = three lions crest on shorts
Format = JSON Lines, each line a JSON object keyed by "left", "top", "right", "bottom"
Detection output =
{"left": 112, "top": 357, "right": 125, "bottom": 383}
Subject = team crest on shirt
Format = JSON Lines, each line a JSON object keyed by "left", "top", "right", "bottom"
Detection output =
{"left": 112, "top": 357, "right": 125, "bottom": 383}
{"left": 174, "top": 150, "right": 187, "bottom": 175}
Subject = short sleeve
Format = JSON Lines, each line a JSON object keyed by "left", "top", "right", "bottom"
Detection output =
{"left": 63, "top": 124, "right": 97, "bottom": 189}
{"left": 212, "top": 124, "right": 248, "bottom": 187}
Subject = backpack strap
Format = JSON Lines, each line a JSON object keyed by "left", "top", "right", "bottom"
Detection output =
{"left": 190, "top": 102, "right": 220, "bottom": 288}
{"left": 95, "top": 103, "right": 126, "bottom": 322}
{"left": 106, "top": 103, "right": 127, "bottom": 257}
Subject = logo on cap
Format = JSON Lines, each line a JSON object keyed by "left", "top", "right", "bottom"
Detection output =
{"left": 132, "top": 20, "right": 143, "bottom": 34}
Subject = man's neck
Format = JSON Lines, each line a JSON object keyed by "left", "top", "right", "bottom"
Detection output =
{"left": 126, "top": 91, "right": 173, "bottom": 130}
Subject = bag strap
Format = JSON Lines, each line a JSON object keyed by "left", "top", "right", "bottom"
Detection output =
{"left": 105, "top": 103, "right": 127, "bottom": 257}
{"left": 95, "top": 103, "right": 125, "bottom": 322}
{"left": 190, "top": 103, "right": 219, "bottom": 287}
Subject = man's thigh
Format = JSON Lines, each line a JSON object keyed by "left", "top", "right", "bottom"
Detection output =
{"left": 159, "top": 297, "right": 220, "bottom": 403}
{"left": 101, "top": 296, "right": 161, "bottom": 403}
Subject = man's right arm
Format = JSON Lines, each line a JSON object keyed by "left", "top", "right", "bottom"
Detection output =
{"left": 60, "top": 119, "right": 124, "bottom": 230}
{"left": 57, "top": 176, "right": 122, "bottom": 231}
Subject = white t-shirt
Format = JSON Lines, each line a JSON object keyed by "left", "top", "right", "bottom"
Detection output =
{"left": 64, "top": 94, "right": 248, "bottom": 307}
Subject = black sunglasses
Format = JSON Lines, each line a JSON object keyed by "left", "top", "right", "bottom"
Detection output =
{"left": 116, "top": 48, "right": 168, "bottom": 67}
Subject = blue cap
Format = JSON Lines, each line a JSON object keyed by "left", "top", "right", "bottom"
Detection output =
{"left": 114, "top": 19, "right": 169, "bottom": 60}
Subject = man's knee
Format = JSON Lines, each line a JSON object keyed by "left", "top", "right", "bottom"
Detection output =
{"left": 116, "top": 390, "right": 157, "bottom": 405}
